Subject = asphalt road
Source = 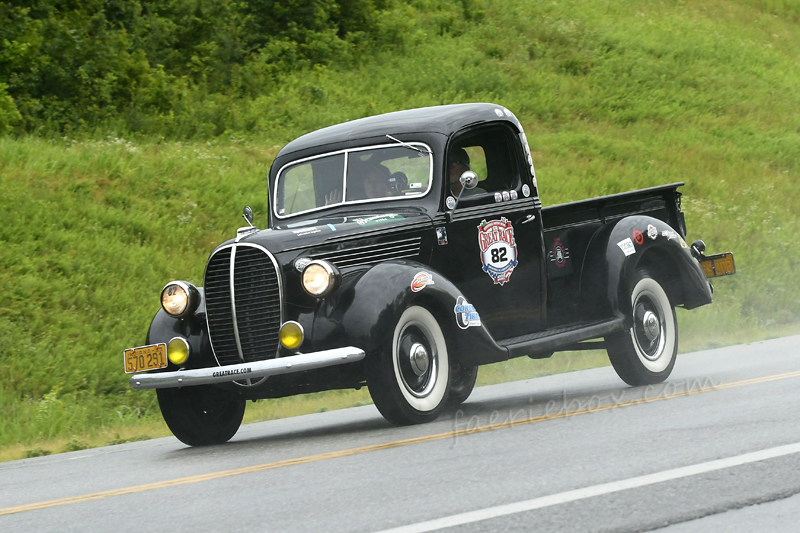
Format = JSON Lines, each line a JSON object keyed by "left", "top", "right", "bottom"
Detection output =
{"left": 2, "top": 336, "right": 800, "bottom": 532}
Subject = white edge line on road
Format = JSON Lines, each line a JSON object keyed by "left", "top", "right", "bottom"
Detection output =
{"left": 377, "top": 442, "right": 800, "bottom": 533}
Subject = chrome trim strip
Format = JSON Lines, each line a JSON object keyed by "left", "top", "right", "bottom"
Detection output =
{"left": 317, "top": 236, "right": 421, "bottom": 255}
{"left": 335, "top": 242, "right": 421, "bottom": 258}
{"left": 343, "top": 150, "right": 350, "bottom": 202}
{"left": 314, "top": 238, "right": 422, "bottom": 266}
{"left": 129, "top": 347, "right": 366, "bottom": 390}
{"left": 447, "top": 198, "right": 537, "bottom": 222}
{"left": 337, "top": 252, "right": 419, "bottom": 268}
{"left": 235, "top": 226, "right": 258, "bottom": 242}
{"left": 282, "top": 223, "right": 431, "bottom": 252}
{"left": 229, "top": 244, "right": 246, "bottom": 364}
{"left": 332, "top": 250, "right": 419, "bottom": 268}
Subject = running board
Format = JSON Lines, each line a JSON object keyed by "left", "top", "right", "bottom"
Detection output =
{"left": 500, "top": 318, "right": 625, "bottom": 359}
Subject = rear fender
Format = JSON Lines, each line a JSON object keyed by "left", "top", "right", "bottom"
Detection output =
{"left": 580, "top": 216, "right": 712, "bottom": 321}
{"left": 310, "top": 260, "right": 508, "bottom": 367}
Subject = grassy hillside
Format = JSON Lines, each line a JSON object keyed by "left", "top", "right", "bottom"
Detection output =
{"left": 1, "top": 0, "right": 800, "bottom": 459}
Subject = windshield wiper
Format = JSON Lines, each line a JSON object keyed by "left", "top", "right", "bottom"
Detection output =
{"left": 386, "top": 135, "right": 432, "bottom": 156}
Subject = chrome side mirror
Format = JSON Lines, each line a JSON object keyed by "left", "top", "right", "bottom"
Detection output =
{"left": 448, "top": 171, "right": 480, "bottom": 219}
{"left": 242, "top": 206, "right": 254, "bottom": 227}
{"left": 460, "top": 171, "right": 479, "bottom": 191}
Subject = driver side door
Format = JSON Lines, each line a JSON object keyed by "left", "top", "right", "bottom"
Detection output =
{"left": 433, "top": 124, "right": 546, "bottom": 341}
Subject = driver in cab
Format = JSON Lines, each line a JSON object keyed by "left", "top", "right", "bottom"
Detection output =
{"left": 448, "top": 147, "right": 485, "bottom": 197}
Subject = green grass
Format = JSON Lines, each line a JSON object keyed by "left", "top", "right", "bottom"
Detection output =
{"left": 2, "top": 0, "right": 800, "bottom": 461}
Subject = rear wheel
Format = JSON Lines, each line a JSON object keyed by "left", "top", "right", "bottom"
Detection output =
{"left": 367, "top": 306, "right": 450, "bottom": 425}
{"left": 606, "top": 270, "right": 678, "bottom": 386}
{"left": 157, "top": 385, "right": 245, "bottom": 446}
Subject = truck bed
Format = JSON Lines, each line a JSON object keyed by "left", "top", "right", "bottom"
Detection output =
{"left": 539, "top": 182, "right": 687, "bottom": 328}
{"left": 541, "top": 182, "right": 686, "bottom": 235}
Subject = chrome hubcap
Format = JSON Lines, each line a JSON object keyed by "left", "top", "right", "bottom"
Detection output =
{"left": 642, "top": 311, "right": 660, "bottom": 341}
{"left": 397, "top": 322, "right": 437, "bottom": 398}
{"left": 409, "top": 343, "right": 429, "bottom": 376}
{"left": 633, "top": 292, "right": 665, "bottom": 361}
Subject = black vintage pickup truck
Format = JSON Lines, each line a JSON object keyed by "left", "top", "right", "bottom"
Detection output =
{"left": 124, "top": 103, "right": 735, "bottom": 446}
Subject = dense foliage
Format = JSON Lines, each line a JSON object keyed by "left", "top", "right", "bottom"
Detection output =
{"left": 0, "top": 0, "right": 429, "bottom": 134}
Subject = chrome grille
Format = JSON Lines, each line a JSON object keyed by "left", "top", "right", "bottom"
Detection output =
{"left": 313, "top": 237, "right": 421, "bottom": 268}
{"left": 204, "top": 245, "right": 282, "bottom": 366}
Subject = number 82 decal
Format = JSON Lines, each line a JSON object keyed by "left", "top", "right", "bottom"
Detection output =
{"left": 477, "top": 218, "right": 519, "bottom": 285}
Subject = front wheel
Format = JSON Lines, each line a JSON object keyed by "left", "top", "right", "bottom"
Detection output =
{"left": 606, "top": 270, "right": 678, "bottom": 386}
{"left": 367, "top": 306, "right": 450, "bottom": 425}
{"left": 157, "top": 385, "right": 245, "bottom": 446}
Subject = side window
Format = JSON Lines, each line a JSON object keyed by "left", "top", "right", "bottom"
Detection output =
{"left": 463, "top": 146, "right": 488, "bottom": 186}
{"left": 448, "top": 126, "right": 521, "bottom": 198}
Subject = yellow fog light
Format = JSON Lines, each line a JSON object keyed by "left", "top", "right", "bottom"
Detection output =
{"left": 167, "top": 337, "right": 190, "bottom": 365}
{"left": 279, "top": 321, "right": 304, "bottom": 349}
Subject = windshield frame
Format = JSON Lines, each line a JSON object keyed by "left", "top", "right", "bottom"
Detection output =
{"left": 273, "top": 141, "right": 434, "bottom": 220}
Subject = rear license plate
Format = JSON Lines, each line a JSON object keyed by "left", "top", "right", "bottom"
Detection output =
{"left": 699, "top": 252, "right": 736, "bottom": 278}
{"left": 124, "top": 343, "right": 167, "bottom": 374}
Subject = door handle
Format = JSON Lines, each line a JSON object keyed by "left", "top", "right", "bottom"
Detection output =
{"left": 517, "top": 214, "right": 536, "bottom": 225}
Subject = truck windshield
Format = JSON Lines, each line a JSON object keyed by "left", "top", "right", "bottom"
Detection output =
{"left": 275, "top": 143, "right": 432, "bottom": 218}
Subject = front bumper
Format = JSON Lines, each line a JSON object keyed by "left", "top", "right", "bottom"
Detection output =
{"left": 129, "top": 347, "right": 366, "bottom": 390}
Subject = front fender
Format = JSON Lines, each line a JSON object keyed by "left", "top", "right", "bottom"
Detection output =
{"left": 310, "top": 260, "right": 509, "bottom": 367}
{"left": 581, "top": 216, "right": 712, "bottom": 320}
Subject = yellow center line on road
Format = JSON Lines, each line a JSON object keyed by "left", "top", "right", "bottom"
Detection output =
{"left": 3, "top": 369, "right": 800, "bottom": 517}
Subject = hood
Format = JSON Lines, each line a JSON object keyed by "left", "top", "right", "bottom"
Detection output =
{"left": 233, "top": 209, "right": 433, "bottom": 254}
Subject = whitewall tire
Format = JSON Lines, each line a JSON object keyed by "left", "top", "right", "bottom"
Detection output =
{"left": 606, "top": 271, "right": 678, "bottom": 386}
{"left": 368, "top": 306, "right": 450, "bottom": 425}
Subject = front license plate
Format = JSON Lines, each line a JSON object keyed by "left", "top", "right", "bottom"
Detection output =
{"left": 699, "top": 252, "right": 736, "bottom": 278}
{"left": 124, "top": 343, "right": 167, "bottom": 374}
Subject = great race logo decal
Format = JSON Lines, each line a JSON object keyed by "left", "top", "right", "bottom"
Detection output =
{"left": 454, "top": 296, "right": 481, "bottom": 329}
{"left": 410, "top": 272, "right": 435, "bottom": 292}
{"left": 477, "top": 218, "right": 518, "bottom": 285}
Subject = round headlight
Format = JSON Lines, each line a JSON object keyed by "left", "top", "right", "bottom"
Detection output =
{"left": 301, "top": 260, "right": 339, "bottom": 297}
{"left": 161, "top": 281, "right": 199, "bottom": 318}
